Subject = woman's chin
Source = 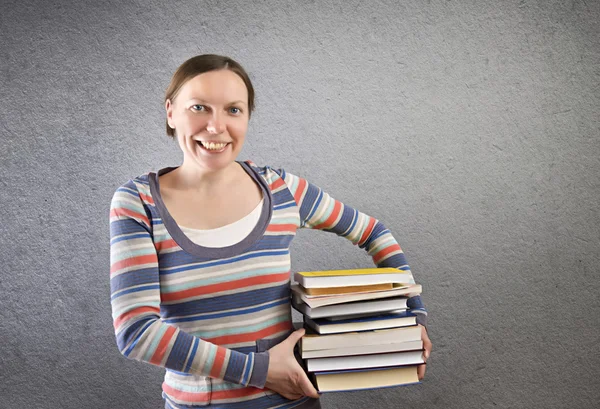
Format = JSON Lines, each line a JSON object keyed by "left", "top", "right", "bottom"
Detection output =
{"left": 189, "top": 148, "right": 238, "bottom": 171}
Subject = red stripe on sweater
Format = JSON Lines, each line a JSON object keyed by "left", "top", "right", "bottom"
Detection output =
{"left": 373, "top": 243, "right": 402, "bottom": 264}
{"left": 313, "top": 200, "right": 342, "bottom": 230}
{"left": 110, "top": 207, "right": 150, "bottom": 227}
{"left": 266, "top": 223, "right": 297, "bottom": 232}
{"left": 270, "top": 177, "right": 285, "bottom": 191}
{"left": 358, "top": 217, "right": 376, "bottom": 245}
{"left": 114, "top": 306, "right": 160, "bottom": 329}
{"left": 162, "top": 382, "right": 264, "bottom": 402}
{"left": 155, "top": 238, "right": 179, "bottom": 252}
{"left": 149, "top": 325, "right": 177, "bottom": 365}
{"left": 138, "top": 192, "right": 155, "bottom": 206}
{"left": 161, "top": 272, "right": 290, "bottom": 303}
{"left": 293, "top": 178, "right": 307, "bottom": 204}
{"left": 206, "top": 320, "right": 292, "bottom": 346}
{"left": 111, "top": 254, "right": 157, "bottom": 275}
{"left": 209, "top": 347, "right": 227, "bottom": 378}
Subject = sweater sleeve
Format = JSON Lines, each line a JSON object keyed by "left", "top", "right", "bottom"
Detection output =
{"left": 109, "top": 181, "right": 269, "bottom": 388}
{"left": 274, "top": 168, "right": 428, "bottom": 327}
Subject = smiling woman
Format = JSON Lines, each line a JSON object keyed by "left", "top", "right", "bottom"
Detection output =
{"left": 108, "top": 54, "right": 430, "bottom": 409}
{"left": 164, "top": 59, "right": 251, "bottom": 174}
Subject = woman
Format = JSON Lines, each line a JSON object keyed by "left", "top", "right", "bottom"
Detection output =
{"left": 109, "top": 54, "right": 432, "bottom": 409}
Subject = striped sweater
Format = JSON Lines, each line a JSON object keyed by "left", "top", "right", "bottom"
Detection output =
{"left": 109, "top": 160, "right": 427, "bottom": 408}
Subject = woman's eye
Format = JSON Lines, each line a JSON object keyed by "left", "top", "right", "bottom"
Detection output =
{"left": 229, "top": 107, "right": 241, "bottom": 114}
{"left": 191, "top": 104, "right": 206, "bottom": 112}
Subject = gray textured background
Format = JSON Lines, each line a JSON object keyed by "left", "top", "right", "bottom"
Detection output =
{"left": 1, "top": 0, "right": 599, "bottom": 408}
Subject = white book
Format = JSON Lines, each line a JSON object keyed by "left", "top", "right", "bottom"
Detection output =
{"left": 292, "top": 295, "right": 408, "bottom": 319}
{"left": 301, "top": 326, "right": 422, "bottom": 352}
{"left": 301, "top": 339, "right": 423, "bottom": 359}
{"left": 304, "top": 311, "right": 417, "bottom": 334}
{"left": 307, "top": 350, "right": 425, "bottom": 372}
{"left": 291, "top": 284, "right": 421, "bottom": 308}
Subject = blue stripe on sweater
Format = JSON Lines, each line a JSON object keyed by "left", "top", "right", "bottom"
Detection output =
{"left": 273, "top": 201, "right": 297, "bottom": 211}
{"left": 122, "top": 319, "right": 155, "bottom": 356}
{"left": 165, "top": 331, "right": 193, "bottom": 371}
{"left": 110, "top": 218, "right": 150, "bottom": 235}
{"left": 162, "top": 296, "right": 290, "bottom": 322}
{"left": 184, "top": 338, "right": 199, "bottom": 373}
{"left": 110, "top": 232, "right": 151, "bottom": 245}
{"left": 303, "top": 185, "right": 322, "bottom": 223}
{"left": 111, "top": 284, "right": 161, "bottom": 300}
{"left": 111, "top": 268, "right": 159, "bottom": 290}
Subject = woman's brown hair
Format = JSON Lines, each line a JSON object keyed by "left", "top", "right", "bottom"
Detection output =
{"left": 164, "top": 54, "right": 255, "bottom": 138}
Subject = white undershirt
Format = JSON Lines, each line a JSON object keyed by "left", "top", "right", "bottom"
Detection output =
{"left": 179, "top": 199, "right": 264, "bottom": 248}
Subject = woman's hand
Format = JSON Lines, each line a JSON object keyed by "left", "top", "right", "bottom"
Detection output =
{"left": 264, "top": 328, "right": 320, "bottom": 400}
{"left": 417, "top": 324, "right": 432, "bottom": 380}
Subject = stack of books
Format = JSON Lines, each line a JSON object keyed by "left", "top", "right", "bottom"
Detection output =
{"left": 291, "top": 268, "right": 425, "bottom": 393}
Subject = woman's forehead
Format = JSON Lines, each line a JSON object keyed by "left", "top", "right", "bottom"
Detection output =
{"left": 178, "top": 70, "right": 248, "bottom": 103}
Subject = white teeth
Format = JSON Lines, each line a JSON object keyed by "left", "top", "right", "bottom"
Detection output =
{"left": 199, "top": 141, "right": 227, "bottom": 150}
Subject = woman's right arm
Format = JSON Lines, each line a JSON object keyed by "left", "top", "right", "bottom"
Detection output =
{"left": 109, "top": 181, "right": 268, "bottom": 388}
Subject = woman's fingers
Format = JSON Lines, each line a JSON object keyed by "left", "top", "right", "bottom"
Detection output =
{"left": 298, "top": 372, "right": 319, "bottom": 398}
{"left": 265, "top": 328, "right": 320, "bottom": 399}
{"left": 418, "top": 324, "right": 432, "bottom": 381}
{"left": 422, "top": 326, "right": 432, "bottom": 359}
{"left": 417, "top": 363, "right": 427, "bottom": 380}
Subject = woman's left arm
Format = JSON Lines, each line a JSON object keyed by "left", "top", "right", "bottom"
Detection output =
{"left": 272, "top": 167, "right": 432, "bottom": 377}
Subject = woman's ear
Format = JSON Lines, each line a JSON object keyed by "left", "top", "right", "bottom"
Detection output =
{"left": 165, "top": 99, "right": 175, "bottom": 129}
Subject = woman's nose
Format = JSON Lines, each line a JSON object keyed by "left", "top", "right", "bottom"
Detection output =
{"left": 206, "top": 112, "right": 225, "bottom": 134}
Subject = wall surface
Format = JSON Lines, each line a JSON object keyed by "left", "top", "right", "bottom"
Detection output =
{"left": 1, "top": 0, "right": 598, "bottom": 408}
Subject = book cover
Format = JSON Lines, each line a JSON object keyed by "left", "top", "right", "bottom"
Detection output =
{"left": 294, "top": 268, "right": 415, "bottom": 289}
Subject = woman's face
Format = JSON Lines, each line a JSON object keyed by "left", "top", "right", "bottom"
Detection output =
{"left": 166, "top": 69, "right": 249, "bottom": 173}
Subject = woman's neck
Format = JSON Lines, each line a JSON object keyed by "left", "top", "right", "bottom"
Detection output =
{"left": 164, "top": 160, "right": 242, "bottom": 194}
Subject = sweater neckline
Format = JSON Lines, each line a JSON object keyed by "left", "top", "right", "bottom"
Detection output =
{"left": 148, "top": 160, "right": 273, "bottom": 258}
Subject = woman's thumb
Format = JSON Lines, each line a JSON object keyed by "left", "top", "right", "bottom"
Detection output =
{"left": 286, "top": 328, "right": 306, "bottom": 346}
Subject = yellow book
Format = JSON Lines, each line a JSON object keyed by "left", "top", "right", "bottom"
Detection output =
{"left": 314, "top": 366, "right": 420, "bottom": 392}
{"left": 303, "top": 283, "right": 393, "bottom": 296}
{"left": 294, "top": 267, "right": 414, "bottom": 289}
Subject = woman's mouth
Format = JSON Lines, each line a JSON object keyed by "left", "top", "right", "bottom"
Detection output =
{"left": 195, "top": 140, "right": 230, "bottom": 153}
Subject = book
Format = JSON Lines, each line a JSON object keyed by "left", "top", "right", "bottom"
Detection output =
{"left": 304, "top": 283, "right": 393, "bottom": 296}
{"left": 304, "top": 311, "right": 417, "bottom": 334}
{"left": 301, "top": 339, "right": 423, "bottom": 359}
{"left": 291, "top": 266, "right": 425, "bottom": 394}
{"left": 292, "top": 295, "right": 408, "bottom": 319}
{"left": 294, "top": 267, "right": 414, "bottom": 289}
{"left": 313, "top": 366, "right": 420, "bottom": 393}
{"left": 292, "top": 284, "right": 421, "bottom": 308}
{"left": 301, "top": 326, "right": 422, "bottom": 352}
{"left": 307, "top": 350, "right": 424, "bottom": 372}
